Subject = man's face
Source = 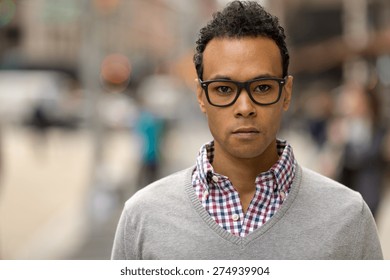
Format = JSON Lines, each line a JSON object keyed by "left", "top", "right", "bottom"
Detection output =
{"left": 196, "top": 37, "right": 293, "bottom": 162}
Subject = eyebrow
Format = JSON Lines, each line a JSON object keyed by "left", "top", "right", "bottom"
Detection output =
{"left": 208, "top": 73, "right": 280, "bottom": 81}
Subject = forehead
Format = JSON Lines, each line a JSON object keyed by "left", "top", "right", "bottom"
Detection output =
{"left": 202, "top": 37, "right": 282, "bottom": 80}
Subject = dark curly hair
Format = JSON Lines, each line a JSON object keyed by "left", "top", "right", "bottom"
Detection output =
{"left": 194, "top": 1, "right": 289, "bottom": 79}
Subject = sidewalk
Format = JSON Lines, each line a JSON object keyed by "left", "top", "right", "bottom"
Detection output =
{"left": 0, "top": 126, "right": 93, "bottom": 259}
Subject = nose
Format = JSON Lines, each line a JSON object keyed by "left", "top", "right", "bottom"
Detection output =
{"left": 233, "top": 89, "right": 257, "bottom": 118}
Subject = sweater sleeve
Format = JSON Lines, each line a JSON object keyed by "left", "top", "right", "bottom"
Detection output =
{"left": 111, "top": 206, "right": 128, "bottom": 260}
{"left": 111, "top": 198, "right": 143, "bottom": 260}
{"left": 354, "top": 199, "right": 383, "bottom": 260}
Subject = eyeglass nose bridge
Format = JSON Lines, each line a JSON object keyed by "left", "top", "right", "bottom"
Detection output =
{"left": 233, "top": 81, "right": 259, "bottom": 104}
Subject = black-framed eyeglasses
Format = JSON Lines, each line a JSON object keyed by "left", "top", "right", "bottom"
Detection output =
{"left": 199, "top": 77, "right": 287, "bottom": 107}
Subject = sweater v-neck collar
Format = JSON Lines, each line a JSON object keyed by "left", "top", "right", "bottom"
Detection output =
{"left": 185, "top": 165, "right": 302, "bottom": 247}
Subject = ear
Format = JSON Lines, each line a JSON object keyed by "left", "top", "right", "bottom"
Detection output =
{"left": 282, "top": 75, "right": 293, "bottom": 111}
{"left": 195, "top": 78, "right": 207, "bottom": 114}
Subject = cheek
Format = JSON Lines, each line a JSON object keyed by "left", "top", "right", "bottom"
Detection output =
{"left": 206, "top": 111, "right": 221, "bottom": 129}
{"left": 205, "top": 109, "right": 228, "bottom": 137}
{"left": 259, "top": 106, "right": 285, "bottom": 132}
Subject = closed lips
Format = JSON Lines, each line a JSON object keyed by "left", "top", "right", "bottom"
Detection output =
{"left": 233, "top": 128, "right": 259, "bottom": 133}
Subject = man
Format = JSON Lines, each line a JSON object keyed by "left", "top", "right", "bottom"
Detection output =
{"left": 112, "top": 1, "right": 383, "bottom": 259}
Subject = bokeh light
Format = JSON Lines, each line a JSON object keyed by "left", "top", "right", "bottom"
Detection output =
{"left": 100, "top": 53, "right": 131, "bottom": 91}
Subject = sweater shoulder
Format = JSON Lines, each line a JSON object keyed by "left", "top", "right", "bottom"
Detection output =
{"left": 298, "top": 167, "right": 365, "bottom": 214}
{"left": 301, "top": 166, "right": 359, "bottom": 195}
{"left": 123, "top": 167, "right": 194, "bottom": 212}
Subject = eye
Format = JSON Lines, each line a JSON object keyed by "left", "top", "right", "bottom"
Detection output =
{"left": 209, "top": 81, "right": 236, "bottom": 96}
{"left": 251, "top": 79, "right": 280, "bottom": 95}
{"left": 254, "top": 84, "right": 271, "bottom": 93}
{"left": 216, "top": 86, "right": 233, "bottom": 94}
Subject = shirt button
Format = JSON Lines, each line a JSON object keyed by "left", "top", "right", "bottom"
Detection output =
{"left": 232, "top": 214, "right": 239, "bottom": 221}
{"left": 280, "top": 191, "right": 286, "bottom": 200}
{"left": 212, "top": 175, "right": 219, "bottom": 183}
{"left": 203, "top": 190, "right": 209, "bottom": 199}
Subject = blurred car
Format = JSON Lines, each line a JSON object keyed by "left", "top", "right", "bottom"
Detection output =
{"left": 0, "top": 70, "right": 83, "bottom": 128}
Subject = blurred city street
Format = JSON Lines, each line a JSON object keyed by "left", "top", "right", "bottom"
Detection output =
{"left": 1, "top": 0, "right": 390, "bottom": 261}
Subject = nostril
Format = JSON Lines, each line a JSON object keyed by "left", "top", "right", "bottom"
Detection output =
{"left": 234, "top": 107, "right": 256, "bottom": 118}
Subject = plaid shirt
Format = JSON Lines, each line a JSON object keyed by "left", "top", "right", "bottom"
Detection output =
{"left": 192, "top": 139, "right": 297, "bottom": 237}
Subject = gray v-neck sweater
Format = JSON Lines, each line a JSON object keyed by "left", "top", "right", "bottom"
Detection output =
{"left": 111, "top": 165, "right": 383, "bottom": 259}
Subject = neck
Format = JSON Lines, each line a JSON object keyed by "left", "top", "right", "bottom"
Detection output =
{"left": 212, "top": 140, "right": 279, "bottom": 194}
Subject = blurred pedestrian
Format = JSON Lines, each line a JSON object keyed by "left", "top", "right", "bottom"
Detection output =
{"left": 303, "top": 89, "right": 334, "bottom": 148}
{"left": 112, "top": 1, "right": 382, "bottom": 260}
{"left": 134, "top": 106, "right": 165, "bottom": 188}
{"left": 336, "top": 83, "right": 387, "bottom": 218}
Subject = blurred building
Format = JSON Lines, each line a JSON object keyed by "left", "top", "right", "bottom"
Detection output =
{"left": 0, "top": 0, "right": 217, "bottom": 81}
{"left": 2, "top": 0, "right": 387, "bottom": 90}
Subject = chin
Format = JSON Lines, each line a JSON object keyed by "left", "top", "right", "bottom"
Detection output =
{"left": 228, "top": 146, "right": 266, "bottom": 160}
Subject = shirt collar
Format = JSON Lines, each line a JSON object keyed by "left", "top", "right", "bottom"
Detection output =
{"left": 195, "top": 139, "right": 296, "bottom": 190}
{"left": 195, "top": 141, "right": 216, "bottom": 188}
{"left": 270, "top": 140, "right": 297, "bottom": 190}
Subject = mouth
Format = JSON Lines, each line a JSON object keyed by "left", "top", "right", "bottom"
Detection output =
{"left": 232, "top": 127, "right": 260, "bottom": 135}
